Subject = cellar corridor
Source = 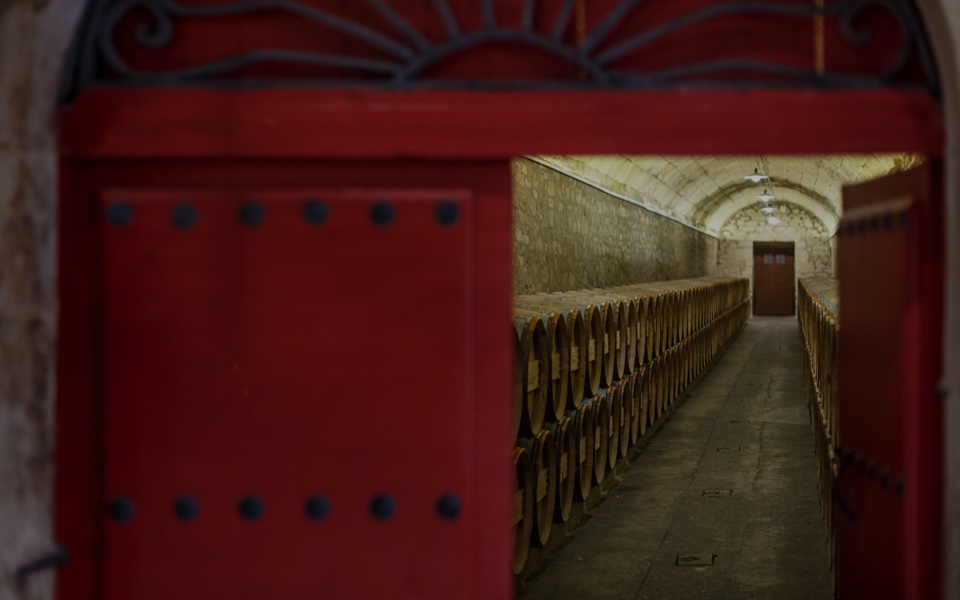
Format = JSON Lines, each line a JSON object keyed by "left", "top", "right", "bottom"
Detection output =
{"left": 518, "top": 317, "right": 832, "bottom": 600}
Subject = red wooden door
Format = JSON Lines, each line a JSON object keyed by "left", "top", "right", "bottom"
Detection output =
{"left": 753, "top": 242, "right": 795, "bottom": 315}
{"left": 835, "top": 163, "right": 943, "bottom": 600}
{"left": 101, "top": 188, "right": 482, "bottom": 598}
{"left": 57, "top": 161, "right": 515, "bottom": 600}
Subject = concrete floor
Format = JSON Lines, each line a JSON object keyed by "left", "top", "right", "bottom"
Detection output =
{"left": 517, "top": 317, "right": 833, "bottom": 600}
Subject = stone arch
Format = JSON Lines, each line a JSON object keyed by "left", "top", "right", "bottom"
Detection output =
{"left": 693, "top": 179, "right": 838, "bottom": 232}
{"left": 715, "top": 199, "right": 832, "bottom": 235}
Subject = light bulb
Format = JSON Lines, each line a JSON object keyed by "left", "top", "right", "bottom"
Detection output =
{"left": 745, "top": 168, "right": 769, "bottom": 183}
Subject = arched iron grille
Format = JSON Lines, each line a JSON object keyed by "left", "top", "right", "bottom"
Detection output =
{"left": 61, "top": 0, "right": 940, "bottom": 101}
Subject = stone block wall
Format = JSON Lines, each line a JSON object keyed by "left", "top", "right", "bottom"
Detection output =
{"left": 513, "top": 158, "right": 718, "bottom": 295}
{"left": 716, "top": 204, "right": 834, "bottom": 281}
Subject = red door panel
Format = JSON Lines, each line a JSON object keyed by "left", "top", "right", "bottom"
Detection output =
{"left": 101, "top": 188, "right": 474, "bottom": 598}
{"left": 836, "top": 163, "right": 943, "bottom": 600}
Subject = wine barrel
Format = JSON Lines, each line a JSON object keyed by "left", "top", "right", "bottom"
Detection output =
{"left": 621, "top": 296, "right": 639, "bottom": 375}
{"left": 515, "top": 297, "right": 603, "bottom": 398}
{"left": 627, "top": 371, "right": 641, "bottom": 446}
{"left": 514, "top": 308, "right": 570, "bottom": 422}
{"left": 561, "top": 308, "right": 588, "bottom": 410}
{"left": 637, "top": 366, "right": 648, "bottom": 437}
{"left": 562, "top": 296, "right": 616, "bottom": 388}
{"left": 633, "top": 294, "right": 648, "bottom": 368}
{"left": 649, "top": 292, "right": 664, "bottom": 360}
{"left": 639, "top": 285, "right": 676, "bottom": 352}
{"left": 523, "top": 430, "right": 557, "bottom": 547}
{"left": 600, "top": 386, "right": 621, "bottom": 471}
{"left": 674, "top": 285, "right": 693, "bottom": 344}
{"left": 515, "top": 315, "right": 548, "bottom": 437}
{"left": 570, "top": 405, "right": 594, "bottom": 501}
{"left": 645, "top": 361, "right": 657, "bottom": 428}
{"left": 617, "top": 377, "right": 631, "bottom": 458}
{"left": 564, "top": 291, "right": 627, "bottom": 383}
{"left": 578, "top": 290, "right": 640, "bottom": 378}
{"left": 616, "top": 286, "right": 660, "bottom": 362}
{"left": 512, "top": 446, "right": 534, "bottom": 575}
{"left": 654, "top": 356, "right": 665, "bottom": 419}
{"left": 667, "top": 347, "right": 678, "bottom": 408}
{"left": 551, "top": 416, "right": 577, "bottom": 524}
{"left": 588, "top": 395, "right": 609, "bottom": 484}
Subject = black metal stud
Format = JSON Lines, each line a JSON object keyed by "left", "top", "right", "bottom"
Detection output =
{"left": 857, "top": 220, "right": 866, "bottom": 235}
{"left": 867, "top": 462, "right": 878, "bottom": 479}
{"left": 239, "top": 201, "right": 265, "bottom": 227}
{"left": 937, "top": 380, "right": 950, "bottom": 399}
{"left": 173, "top": 495, "right": 199, "bottom": 521}
{"left": 869, "top": 216, "right": 879, "bottom": 233}
{"left": 899, "top": 211, "right": 909, "bottom": 230}
{"left": 855, "top": 455, "right": 866, "bottom": 473}
{"left": 172, "top": 204, "right": 198, "bottom": 230}
{"left": 434, "top": 201, "right": 460, "bottom": 227}
{"left": 835, "top": 445, "right": 844, "bottom": 461}
{"left": 106, "top": 202, "right": 134, "bottom": 228}
{"left": 896, "top": 477, "right": 907, "bottom": 499}
{"left": 107, "top": 496, "right": 134, "bottom": 524}
{"left": 435, "top": 494, "right": 462, "bottom": 520}
{"left": 883, "top": 213, "right": 893, "bottom": 232}
{"left": 880, "top": 469, "right": 891, "bottom": 488}
{"left": 845, "top": 222, "right": 855, "bottom": 237}
{"left": 304, "top": 495, "right": 331, "bottom": 521}
{"left": 302, "top": 200, "right": 329, "bottom": 226}
{"left": 369, "top": 494, "right": 396, "bottom": 520}
{"left": 370, "top": 202, "right": 396, "bottom": 227}
{"left": 238, "top": 496, "right": 264, "bottom": 521}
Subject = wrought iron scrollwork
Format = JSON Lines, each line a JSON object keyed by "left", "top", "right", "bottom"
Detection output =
{"left": 61, "top": 0, "right": 940, "bottom": 101}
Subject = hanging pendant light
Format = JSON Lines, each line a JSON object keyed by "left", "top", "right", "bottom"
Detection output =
{"left": 757, "top": 189, "right": 775, "bottom": 202}
{"left": 767, "top": 216, "right": 781, "bottom": 226}
{"left": 745, "top": 168, "right": 769, "bottom": 183}
{"left": 761, "top": 206, "right": 776, "bottom": 213}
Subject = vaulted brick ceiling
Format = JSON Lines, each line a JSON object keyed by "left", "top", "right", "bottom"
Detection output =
{"left": 533, "top": 155, "right": 921, "bottom": 236}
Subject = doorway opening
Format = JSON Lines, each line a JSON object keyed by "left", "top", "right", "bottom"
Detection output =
{"left": 753, "top": 241, "right": 796, "bottom": 316}
{"left": 54, "top": 1, "right": 949, "bottom": 599}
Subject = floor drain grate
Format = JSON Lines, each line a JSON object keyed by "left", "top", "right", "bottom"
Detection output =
{"left": 701, "top": 489, "right": 734, "bottom": 497}
{"left": 676, "top": 554, "right": 716, "bottom": 566}
{"left": 716, "top": 446, "right": 741, "bottom": 452}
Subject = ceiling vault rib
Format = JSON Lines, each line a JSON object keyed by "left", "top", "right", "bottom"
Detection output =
{"left": 691, "top": 179, "right": 838, "bottom": 230}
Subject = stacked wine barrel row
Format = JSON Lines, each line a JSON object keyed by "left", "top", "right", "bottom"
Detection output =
{"left": 797, "top": 277, "right": 839, "bottom": 565}
{"left": 509, "top": 276, "right": 751, "bottom": 574}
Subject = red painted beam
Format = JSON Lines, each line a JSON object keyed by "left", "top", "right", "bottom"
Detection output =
{"left": 59, "top": 88, "right": 943, "bottom": 159}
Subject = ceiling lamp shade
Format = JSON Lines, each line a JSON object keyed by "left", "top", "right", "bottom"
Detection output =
{"left": 761, "top": 206, "right": 776, "bottom": 213}
{"left": 767, "top": 216, "right": 782, "bottom": 226}
{"left": 745, "top": 168, "right": 769, "bottom": 183}
{"left": 757, "top": 189, "right": 775, "bottom": 202}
